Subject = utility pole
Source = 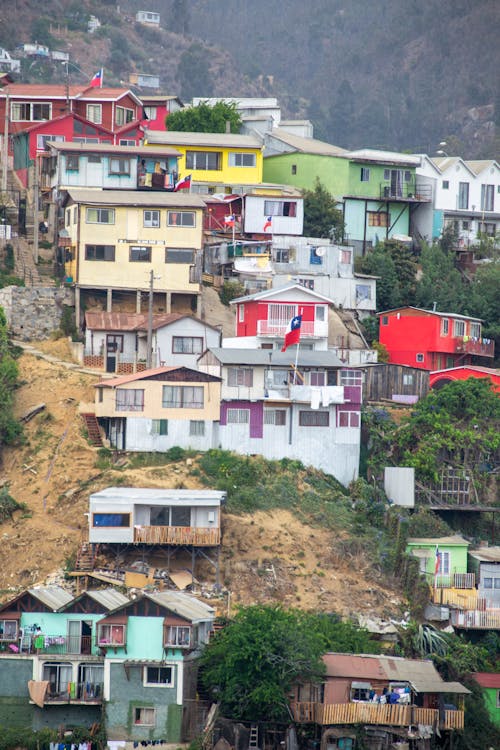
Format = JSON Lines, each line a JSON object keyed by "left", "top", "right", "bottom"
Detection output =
{"left": 33, "top": 155, "right": 39, "bottom": 265}
{"left": 146, "top": 269, "right": 154, "bottom": 369}
{"left": 1, "top": 92, "right": 8, "bottom": 194}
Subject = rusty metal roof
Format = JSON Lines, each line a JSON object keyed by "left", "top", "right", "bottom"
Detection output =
{"left": 85, "top": 311, "right": 184, "bottom": 332}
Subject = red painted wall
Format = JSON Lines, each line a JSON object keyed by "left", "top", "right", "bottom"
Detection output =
{"left": 236, "top": 300, "right": 319, "bottom": 337}
{"left": 430, "top": 368, "right": 500, "bottom": 393}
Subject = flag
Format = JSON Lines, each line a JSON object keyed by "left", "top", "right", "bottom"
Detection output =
{"left": 263, "top": 215, "right": 272, "bottom": 232}
{"left": 90, "top": 69, "right": 103, "bottom": 88}
{"left": 224, "top": 214, "right": 235, "bottom": 227}
{"left": 174, "top": 174, "right": 191, "bottom": 191}
{"left": 281, "top": 315, "right": 302, "bottom": 352}
{"left": 434, "top": 546, "right": 440, "bottom": 576}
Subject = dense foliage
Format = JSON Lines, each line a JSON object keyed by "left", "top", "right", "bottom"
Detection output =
{"left": 0, "top": 307, "right": 23, "bottom": 451}
{"left": 302, "top": 179, "right": 344, "bottom": 240}
{"left": 166, "top": 101, "right": 242, "bottom": 133}
{"left": 201, "top": 605, "right": 378, "bottom": 722}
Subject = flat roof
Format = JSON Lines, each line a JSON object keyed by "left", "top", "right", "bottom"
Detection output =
{"left": 206, "top": 347, "right": 344, "bottom": 368}
{"left": 47, "top": 142, "right": 180, "bottom": 157}
{"left": 145, "top": 130, "right": 263, "bottom": 149}
{"left": 90, "top": 487, "right": 226, "bottom": 506}
{"left": 64, "top": 188, "right": 206, "bottom": 209}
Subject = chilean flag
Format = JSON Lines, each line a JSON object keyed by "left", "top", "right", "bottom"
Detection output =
{"left": 90, "top": 69, "right": 103, "bottom": 88}
{"left": 263, "top": 215, "right": 272, "bottom": 232}
{"left": 281, "top": 315, "right": 302, "bottom": 352}
{"left": 224, "top": 214, "right": 235, "bottom": 227}
{"left": 174, "top": 174, "right": 192, "bottom": 191}
{"left": 435, "top": 546, "right": 441, "bottom": 575}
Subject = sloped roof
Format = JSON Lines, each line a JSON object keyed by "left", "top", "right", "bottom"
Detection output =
{"left": 206, "top": 347, "right": 344, "bottom": 368}
{"left": 11, "top": 112, "right": 113, "bottom": 137}
{"left": 266, "top": 128, "right": 347, "bottom": 156}
{"left": 144, "top": 591, "right": 215, "bottom": 622}
{"left": 346, "top": 149, "right": 420, "bottom": 167}
{"left": 407, "top": 535, "right": 469, "bottom": 546}
{"left": 85, "top": 588, "right": 130, "bottom": 610}
{"left": 27, "top": 585, "right": 73, "bottom": 610}
{"left": 430, "top": 365, "right": 500, "bottom": 377}
{"left": 464, "top": 160, "right": 499, "bottom": 175}
{"left": 229, "top": 283, "right": 335, "bottom": 305}
{"left": 95, "top": 365, "right": 220, "bottom": 388}
{"left": 472, "top": 672, "right": 500, "bottom": 688}
{"left": 377, "top": 306, "right": 483, "bottom": 322}
{"left": 85, "top": 311, "right": 220, "bottom": 334}
{"left": 64, "top": 188, "right": 206, "bottom": 209}
{"left": 0, "top": 84, "right": 141, "bottom": 105}
{"left": 145, "top": 130, "right": 263, "bottom": 148}
{"left": 48, "top": 142, "right": 180, "bottom": 157}
{"left": 468, "top": 547, "right": 500, "bottom": 563}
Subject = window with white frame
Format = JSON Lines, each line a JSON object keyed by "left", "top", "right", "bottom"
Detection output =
{"left": 0, "top": 618, "right": 18, "bottom": 641}
{"left": 264, "top": 409, "right": 286, "bottom": 426}
{"left": 309, "top": 370, "right": 326, "bottom": 386}
{"left": 227, "top": 408, "right": 250, "bottom": 424}
{"left": 356, "top": 284, "right": 372, "bottom": 302}
{"left": 402, "top": 374, "right": 414, "bottom": 386}
{"left": 316, "top": 306, "right": 326, "bottom": 321}
{"left": 144, "top": 666, "right": 173, "bottom": 687}
{"left": 115, "top": 388, "right": 144, "bottom": 411}
{"left": 37, "top": 134, "right": 64, "bottom": 150}
{"left": 437, "top": 551, "right": 450, "bottom": 575}
{"left": 143, "top": 106, "right": 157, "bottom": 120}
{"left": 227, "top": 367, "right": 253, "bottom": 387}
{"left": 441, "top": 318, "right": 449, "bottom": 336}
{"left": 144, "top": 210, "right": 160, "bottom": 227}
{"left": 481, "top": 184, "right": 494, "bottom": 212}
{"left": 189, "top": 420, "right": 205, "bottom": 436}
{"left": 67, "top": 154, "right": 79, "bottom": 171}
{"left": 185, "top": 151, "right": 222, "bottom": 170}
{"left": 97, "top": 623, "right": 126, "bottom": 646}
{"left": 458, "top": 182, "right": 469, "bottom": 210}
{"left": 42, "top": 662, "right": 72, "bottom": 697}
{"left": 115, "top": 106, "right": 134, "bottom": 126}
{"left": 167, "top": 211, "right": 195, "bottom": 227}
{"left": 164, "top": 625, "right": 191, "bottom": 647}
{"left": 65, "top": 208, "right": 71, "bottom": 226}
{"left": 299, "top": 411, "right": 329, "bottom": 426}
{"left": 86, "top": 207, "right": 115, "bottom": 224}
{"left": 416, "top": 353, "right": 424, "bottom": 363}
{"left": 129, "top": 246, "right": 151, "bottom": 262}
{"left": 228, "top": 152, "right": 256, "bottom": 167}
{"left": 340, "top": 369, "right": 362, "bottom": 386}
{"left": 109, "top": 157, "right": 130, "bottom": 176}
{"left": 162, "top": 385, "right": 204, "bottom": 408}
{"left": 172, "top": 336, "right": 203, "bottom": 354}
{"left": 11, "top": 101, "right": 51, "bottom": 121}
{"left": 340, "top": 249, "right": 352, "bottom": 264}
{"left": 134, "top": 707, "right": 156, "bottom": 726}
{"left": 73, "top": 206, "right": 77, "bottom": 223}
{"left": 470, "top": 322, "right": 481, "bottom": 338}
{"left": 86, "top": 103, "right": 102, "bottom": 124}
{"left": 238, "top": 305, "right": 245, "bottom": 322}
{"left": 274, "top": 248, "right": 290, "bottom": 263}
{"left": 338, "top": 411, "right": 360, "bottom": 427}
{"left": 264, "top": 200, "right": 297, "bottom": 217}
{"left": 151, "top": 419, "right": 168, "bottom": 435}
{"left": 496, "top": 689, "right": 500, "bottom": 709}
{"left": 360, "top": 167, "right": 370, "bottom": 182}
{"left": 453, "top": 319, "right": 465, "bottom": 337}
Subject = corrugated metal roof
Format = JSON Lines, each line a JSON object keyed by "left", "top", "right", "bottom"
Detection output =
{"left": 407, "top": 535, "right": 469, "bottom": 546}
{"left": 85, "top": 311, "right": 184, "bottom": 332}
{"left": 430, "top": 366, "right": 500, "bottom": 376}
{"left": 346, "top": 149, "right": 420, "bottom": 167}
{"left": 208, "top": 347, "right": 344, "bottom": 368}
{"left": 376, "top": 306, "right": 483, "bottom": 322}
{"left": 47, "top": 142, "right": 181, "bottom": 157}
{"left": 28, "top": 585, "right": 73, "bottom": 611}
{"left": 267, "top": 129, "right": 347, "bottom": 156}
{"left": 64, "top": 188, "right": 206, "bottom": 209}
{"left": 90, "top": 487, "right": 226, "bottom": 505}
{"left": 145, "top": 130, "right": 263, "bottom": 149}
{"left": 145, "top": 591, "right": 215, "bottom": 622}
{"left": 86, "top": 588, "right": 130, "bottom": 610}
{"left": 468, "top": 547, "right": 500, "bottom": 563}
{"left": 472, "top": 672, "right": 500, "bottom": 688}
{"left": 323, "top": 653, "right": 387, "bottom": 680}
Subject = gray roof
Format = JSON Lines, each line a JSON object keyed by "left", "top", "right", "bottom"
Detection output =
{"left": 265, "top": 128, "right": 347, "bottom": 156}
{"left": 64, "top": 188, "right": 206, "bottom": 209}
{"left": 47, "top": 142, "right": 181, "bottom": 157}
{"left": 469, "top": 547, "right": 500, "bottom": 563}
{"left": 28, "top": 585, "right": 73, "bottom": 611}
{"left": 86, "top": 588, "right": 130, "bottom": 610}
{"left": 145, "top": 130, "right": 263, "bottom": 149}
{"left": 207, "top": 347, "right": 344, "bottom": 368}
{"left": 90, "top": 487, "right": 226, "bottom": 507}
{"left": 145, "top": 591, "right": 215, "bottom": 622}
{"left": 407, "top": 535, "right": 469, "bottom": 546}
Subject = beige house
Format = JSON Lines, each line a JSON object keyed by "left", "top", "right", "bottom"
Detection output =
{"left": 61, "top": 189, "right": 206, "bottom": 326}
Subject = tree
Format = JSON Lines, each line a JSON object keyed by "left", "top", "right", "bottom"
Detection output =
{"left": 201, "top": 605, "right": 377, "bottom": 722}
{"left": 302, "top": 179, "right": 344, "bottom": 240}
{"left": 415, "top": 241, "right": 466, "bottom": 312}
{"left": 166, "top": 100, "right": 241, "bottom": 133}
{"left": 357, "top": 246, "right": 401, "bottom": 311}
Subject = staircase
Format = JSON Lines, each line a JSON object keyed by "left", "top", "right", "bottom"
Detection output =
{"left": 75, "top": 542, "right": 96, "bottom": 572}
{"left": 81, "top": 413, "right": 104, "bottom": 447}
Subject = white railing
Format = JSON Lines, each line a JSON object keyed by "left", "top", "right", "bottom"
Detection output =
{"left": 257, "top": 320, "right": 328, "bottom": 338}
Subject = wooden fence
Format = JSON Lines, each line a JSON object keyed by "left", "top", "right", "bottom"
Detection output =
{"left": 290, "top": 702, "right": 464, "bottom": 730}
{"left": 133, "top": 525, "right": 220, "bottom": 546}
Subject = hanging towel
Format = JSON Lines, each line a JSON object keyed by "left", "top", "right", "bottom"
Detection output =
{"left": 310, "top": 387, "right": 321, "bottom": 409}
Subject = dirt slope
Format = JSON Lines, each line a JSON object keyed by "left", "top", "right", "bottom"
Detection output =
{"left": 0, "top": 337, "right": 402, "bottom": 620}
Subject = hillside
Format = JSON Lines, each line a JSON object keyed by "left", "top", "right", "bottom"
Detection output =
{"left": 0, "top": 335, "right": 403, "bottom": 621}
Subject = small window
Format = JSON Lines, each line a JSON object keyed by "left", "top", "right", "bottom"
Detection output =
{"left": 129, "top": 246, "right": 151, "bottom": 262}
{"left": 310, "top": 371, "right": 326, "bottom": 386}
{"left": 381, "top": 316, "right": 389, "bottom": 325}
{"left": 67, "top": 154, "right": 79, "bottom": 171}
{"left": 87, "top": 154, "right": 101, "bottom": 163}
{"left": 227, "top": 409, "right": 250, "bottom": 424}
{"left": 404, "top": 171, "right": 411, "bottom": 182}
{"left": 360, "top": 167, "right": 370, "bottom": 182}
{"left": 228, "top": 152, "right": 256, "bottom": 167}
{"left": 338, "top": 411, "right": 360, "bottom": 427}
{"left": 144, "top": 210, "right": 160, "bottom": 228}
{"left": 109, "top": 158, "right": 130, "bottom": 176}
{"left": 441, "top": 318, "right": 449, "bottom": 336}
{"left": 189, "top": 420, "right": 205, "bottom": 436}
{"left": 116, "top": 388, "right": 144, "bottom": 411}
{"left": 116, "top": 106, "right": 134, "bottom": 127}
{"left": 264, "top": 200, "right": 297, "bottom": 217}
{"left": 368, "top": 211, "right": 389, "bottom": 227}
{"left": 0, "top": 619, "right": 18, "bottom": 641}
{"left": 151, "top": 419, "right": 168, "bottom": 435}
{"left": 453, "top": 320, "right": 465, "bottom": 337}
{"left": 165, "top": 248, "right": 194, "bottom": 263}
{"left": 98, "top": 623, "right": 126, "bottom": 646}
{"left": 185, "top": 150, "right": 222, "bottom": 170}
{"left": 462, "top": 220, "right": 469, "bottom": 230}
{"left": 162, "top": 385, "right": 204, "bottom": 408}
{"left": 165, "top": 625, "right": 191, "bottom": 647}
{"left": 86, "top": 104, "right": 102, "bottom": 124}
{"left": 274, "top": 248, "right": 290, "bottom": 263}
{"left": 291, "top": 164, "right": 297, "bottom": 175}
{"left": 442, "top": 180, "right": 449, "bottom": 189}
{"left": 134, "top": 707, "right": 156, "bottom": 726}
{"left": 495, "top": 578, "right": 500, "bottom": 590}
{"left": 86, "top": 208, "right": 115, "bottom": 224}
{"left": 470, "top": 322, "right": 481, "bottom": 338}
{"left": 264, "top": 409, "right": 286, "bottom": 426}
{"left": 238, "top": 305, "right": 245, "bottom": 322}
{"left": 416, "top": 353, "right": 424, "bottom": 363}
{"left": 340, "top": 249, "right": 352, "bottom": 264}
{"left": 143, "top": 106, "right": 157, "bottom": 120}
{"left": 383, "top": 168, "right": 390, "bottom": 180}
{"left": 316, "top": 306, "right": 326, "bottom": 321}
{"left": 167, "top": 211, "right": 195, "bottom": 227}
{"left": 496, "top": 689, "right": 500, "bottom": 709}
{"left": 299, "top": 411, "right": 329, "bottom": 427}
{"left": 144, "top": 666, "right": 173, "bottom": 687}
{"left": 402, "top": 374, "right": 414, "bottom": 386}
{"left": 483, "top": 578, "right": 493, "bottom": 589}
{"left": 340, "top": 369, "right": 362, "bottom": 386}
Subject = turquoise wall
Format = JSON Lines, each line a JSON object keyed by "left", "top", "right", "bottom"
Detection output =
{"left": 344, "top": 199, "right": 410, "bottom": 245}
{"left": 108, "top": 616, "right": 185, "bottom": 661}
{"left": 20, "top": 612, "right": 103, "bottom": 656}
{"left": 433, "top": 209, "right": 444, "bottom": 238}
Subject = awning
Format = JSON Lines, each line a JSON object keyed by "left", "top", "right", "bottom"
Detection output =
{"left": 410, "top": 679, "right": 470, "bottom": 694}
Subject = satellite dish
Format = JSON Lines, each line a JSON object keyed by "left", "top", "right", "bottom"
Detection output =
{"left": 315, "top": 247, "right": 326, "bottom": 257}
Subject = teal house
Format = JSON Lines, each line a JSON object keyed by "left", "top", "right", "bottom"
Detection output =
{"left": 263, "top": 129, "right": 430, "bottom": 256}
{"left": 472, "top": 673, "right": 500, "bottom": 727}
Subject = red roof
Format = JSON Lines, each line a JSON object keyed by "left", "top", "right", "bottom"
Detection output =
{"left": 472, "top": 672, "right": 500, "bottom": 688}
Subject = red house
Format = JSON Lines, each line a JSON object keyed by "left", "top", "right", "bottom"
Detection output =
{"left": 378, "top": 306, "right": 495, "bottom": 371}
{"left": 227, "top": 284, "right": 331, "bottom": 350}
{"left": 140, "top": 94, "right": 184, "bottom": 131}
{"left": 430, "top": 365, "right": 500, "bottom": 393}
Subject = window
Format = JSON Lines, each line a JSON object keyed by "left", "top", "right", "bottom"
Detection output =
{"left": 381, "top": 315, "right": 389, "bottom": 325}
{"left": 173, "top": 336, "right": 203, "bottom": 354}
{"left": 360, "top": 167, "right": 370, "bottom": 182}
{"left": 134, "top": 707, "right": 156, "bottom": 726}
{"left": 441, "top": 318, "right": 449, "bottom": 336}
{"left": 93, "top": 513, "right": 130, "bottom": 527}
{"left": 227, "top": 409, "right": 250, "bottom": 424}
{"left": 109, "top": 157, "right": 130, "bottom": 175}
{"left": 310, "top": 371, "right": 326, "bottom": 386}
{"left": 129, "top": 245, "right": 151, "bottom": 262}
{"left": 85, "top": 244, "right": 115, "bottom": 261}
{"left": 340, "top": 369, "right": 362, "bottom": 386}
{"left": 0, "top": 619, "right": 18, "bottom": 641}
{"left": 98, "top": 623, "right": 125, "bottom": 646}
{"left": 442, "top": 180, "right": 449, "bottom": 189}
{"left": 162, "top": 385, "right": 204, "bottom": 408}
{"left": 144, "top": 666, "right": 173, "bottom": 687}
{"left": 73, "top": 137, "right": 100, "bottom": 144}
{"left": 355, "top": 284, "right": 372, "bottom": 302}
{"left": 368, "top": 211, "right": 389, "bottom": 227}
{"left": 186, "top": 150, "right": 222, "bottom": 170}
{"left": 299, "top": 411, "right": 329, "bottom": 427}
{"left": 37, "top": 134, "right": 64, "bottom": 150}
{"left": 106, "top": 334, "right": 123, "bottom": 353}
{"left": 470, "top": 322, "right": 481, "bottom": 338}
{"left": 453, "top": 320, "right": 465, "bottom": 337}
{"left": 11, "top": 101, "right": 51, "bottom": 121}
{"left": 144, "top": 210, "right": 160, "bottom": 227}
{"left": 228, "top": 367, "right": 253, "bottom": 387}
{"left": 238, "top": 305, "right": 245, "bottom": 322}
{"left": 484, "top": 578, "right": 493, "bottom": 589}
{"left": 402, "top": 374, "right": 414, "bottom": 386}
{"left": 416, "top": 353, "right": 424, "bottom": 363}
{"left": 291, "top": 164, "right": 297, "bottom": 175}
{"left": 340, "top": 249, "right": 352, "bottom": 264}
{"left": 338, "top": 411, "right": 360, "bottom": 427}
{"left": 167, "top": 211, "right": 195, "bottom": 227}
{"left": 482, "top": 222, "right": 497, "bottom": 236}
{"left": 351, "top": 683, "right": 371, "bottom": 701}
{"left": 497, "top": 690, "right": 500, "bottom": 709}
{"left": 481, "top": 184, "right": 494, "bottom": 212}
{"left": 42, "top": 663, "right": 72, "bottom": 697}
{"left": 316, "top": 306, "right": 326, "bottom": 321}
{"left": 462, "top": 220, "right": 469, "bottom": 230}
{"left": 73, "top": 206, "right": 77, "bottom": 223}
{"left": 228, "top": 152, "right": 256, "bottom": 167}
{"left": 67, "top": 154, "right": 79, "bottom": 171}
{"left": 86, "top": 104, "right": 102, "bottom": 124}
{"left": 495, "top": 579, "right": 500, "bottom": 589}
{"left": 458, "top": 182, "right": 469, "bottom": 209}
{"left": 151, "top": 419, "right": 168, "bottom": 435}
{"left": 384, "top": 169, "right": 390, "bottom": 180}
{"left": 437, "top": 551, "right": 450, "bottom": 575}
{"left": 165, "top": 625, "right": 191, "bottom": 648}
{"left": 274, "top": 248, "right": 290, "bottom": 263}
{"left": 264, "top": 200, "right": 297, "bottom": 217}
{"left": 264, "top": 409, "right": 286, "bottom": 426}
{"left": 116, "top": 388, "right": 144, "bottom": 411}
{"left": 143, "top": 106, "right": 157, "bottom": 120}
{"left": 86, "top": 208, "right": 115, "bottom": 224}
{"left": 404, "top": 170, "right": 411, "bottom": 182}
{"left": 190, "top": 420, "right": 205, "bottom": 436}
{"left": 115, "top": 106, "right": 134, "bottom": 126}
{"left": 165, "top": 248, "right": 195, "bottom": 263}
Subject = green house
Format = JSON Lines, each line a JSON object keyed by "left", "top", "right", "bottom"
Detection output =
{"left": 472, "top": 673, "right": 500, "bottom": 727}
{"left": 406, "top": 535, "right": 470, "bottom": 588}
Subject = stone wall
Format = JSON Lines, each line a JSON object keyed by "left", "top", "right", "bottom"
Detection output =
{"left": 0, "top": 285, "right": 74, "bottom": 340}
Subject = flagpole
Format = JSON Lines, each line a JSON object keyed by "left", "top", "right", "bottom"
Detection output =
{"left": 293, "top": 306, "right": 304, "bottom": 384}
{"left": 100, "top": 68, "right": 103, "bottom": 88}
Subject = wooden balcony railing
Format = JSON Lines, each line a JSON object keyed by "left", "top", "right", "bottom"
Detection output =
{"left": 451, "top": 609, "right": 500, "bottom": 629}
{"left": 431, "top": 588, "right": 479, "bottom": 610}
{"left": 133, "top": 525, "right": 220, "bottom": 546}
{"left": 290, "top": 702, "right": 464, "bottom": 730}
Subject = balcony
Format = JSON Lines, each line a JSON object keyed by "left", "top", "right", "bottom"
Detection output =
{"left": 378, "top": 183, "right": 432, "bottom": 201}
{"left": 133, "top": 525, "right": 220, "bottom": 546}
{"left": 257, "top": 320, "right": 328, "bottom": 339}
{"left": 455, "top": 337, "right": 495, "bottom": 357}
{"left": 290, "top": 702, "right": 464, "bottom": 730}
{"left": 288, "top": 384, "right": 345, "bottom": 404}
{"left": 451, "top": 609, "right": 500, "bottom": 630}
{"left": 43, "top": 681, "right": 104, "bottom": 705}
{"left": 1, "top": 634, "right": 100, "bottom": 657}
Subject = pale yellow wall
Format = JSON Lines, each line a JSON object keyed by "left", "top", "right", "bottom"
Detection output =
{"left": 149, "top": 143, "right": 263, "bottom": 184}
{"left": 94, "top": 379, "right": 221, "bottom": 420}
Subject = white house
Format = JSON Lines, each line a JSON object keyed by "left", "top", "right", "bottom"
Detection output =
{"left": 84, "top": 311, "right": 221, "bottom": 372}
{"left": 243, "top": 191, "right": 303, "bottom": 236}
{"left": 135, "top": 11, "right": 160, "bottom": 26}
{"left": 198, "top": 348, "right": 362, "bottom": 486}
{"left": 0, "top": 48, "right": 20, "bottom": 74}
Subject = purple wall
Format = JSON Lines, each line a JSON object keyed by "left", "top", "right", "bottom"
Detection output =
{"left": 343, "top": 385, "right": 362, "bottom": 406}
{"left": 219, "top": 401, "right": 264, "bottom": 438}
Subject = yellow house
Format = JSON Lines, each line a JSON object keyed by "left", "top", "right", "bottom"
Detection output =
{"left": 61, "top": 188, "right": 206, "bottom": 324}
{"left": 144, "top": 130, "right": 264, "bottom": 189}
{"left": 92, "top": 365, "right": 221, "bottom": 451}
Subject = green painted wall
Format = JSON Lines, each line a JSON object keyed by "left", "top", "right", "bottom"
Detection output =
{"left": 263, "top": 153, "right": 349, "bottom": 197}
{"left": 482, "top": 687, "right": 500, "bottom": 727}
{"left": 406, "top": 541, "right": 469, "bottom": 578}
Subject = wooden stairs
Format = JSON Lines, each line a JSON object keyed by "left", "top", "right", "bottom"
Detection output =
{"left": 75, "top": 542, "right": 97, "bottom": 572}
{"left": 81, "top": 413, "right": 104, "bottom": 447}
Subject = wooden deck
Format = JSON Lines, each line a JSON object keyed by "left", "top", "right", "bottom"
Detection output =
{"left": 451, "top": 609, "right": 500, "bottom": 629}
{"left": 133, "top": 525, "right": 220, "bottom": 546}
{"left": 290, "top": 702, "right": 464, "bottom": 730}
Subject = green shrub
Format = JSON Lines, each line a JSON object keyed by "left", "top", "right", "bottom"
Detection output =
{"left": 219, "top": 280, "right": 245, "bottom": 306}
